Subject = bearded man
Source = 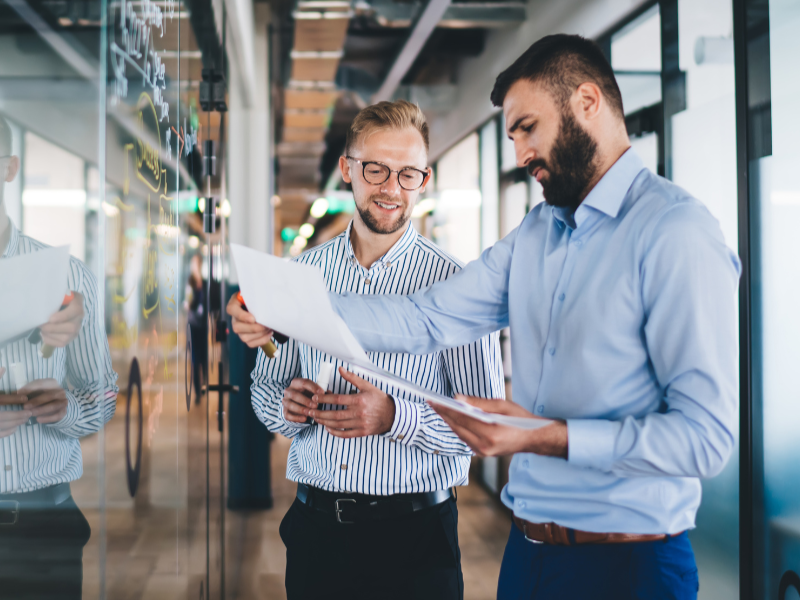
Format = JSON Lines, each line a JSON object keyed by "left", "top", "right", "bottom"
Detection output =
{"left": 313, "top": 35, "right": 739, "bottom": 600}
{"left": 228, "top": 99, "right": 504, "bottom": 600}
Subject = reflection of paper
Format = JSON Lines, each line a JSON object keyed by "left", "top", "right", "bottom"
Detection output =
{"left": 231, "top": 244, "right": 369, "bottom": 364}
{"left": 231, "top": 244, "right": 553, "bottom": 431}
{"left": 0, "top": 246, "right": 70, "bottom": 347}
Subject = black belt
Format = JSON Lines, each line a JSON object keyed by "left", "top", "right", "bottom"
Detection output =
{"left": 0, "top": 483, "right": 72, "bottom": 526}
{"left": 296, "top": 482, "right": 453, "bottom": 524}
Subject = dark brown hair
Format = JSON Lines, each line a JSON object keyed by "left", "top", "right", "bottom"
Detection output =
{"left": 490, "top": 34, "right": 624, "bottom": 119}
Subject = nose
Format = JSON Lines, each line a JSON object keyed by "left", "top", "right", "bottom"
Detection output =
{"left": 515, "top": 138, "right": 535, "bottom": 169}
{"left": 380, "top": 172, "right": 402, "bottom": 196}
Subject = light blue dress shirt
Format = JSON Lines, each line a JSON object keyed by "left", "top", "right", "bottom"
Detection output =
{"left": 330, "top": 149, "right": 741, "bottom": 534}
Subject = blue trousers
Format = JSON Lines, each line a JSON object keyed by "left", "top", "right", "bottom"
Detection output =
{"left": 497, "top": 523, "right": 699, "bottom": 600}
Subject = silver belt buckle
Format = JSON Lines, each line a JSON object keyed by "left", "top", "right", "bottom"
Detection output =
{"left": 0, "top": 500, "right": 20, "bottom": 526}
{"left": 523, "top": 525, "right": 544, "bottom": 544}
{"left": 335, "top": 498, "right": 356, "bottom": 524}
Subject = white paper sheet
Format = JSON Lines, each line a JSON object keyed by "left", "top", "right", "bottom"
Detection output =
{"left": 231, "top": 243, "right": 553, "bottom": 431}
{"left": 0, "top": 245, "right": 70, "bottom": 347}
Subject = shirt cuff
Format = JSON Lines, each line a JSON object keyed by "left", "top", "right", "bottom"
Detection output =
{"left": 385, "top": 396, "right": 422, "bottom": 446}
{"left": 48, "top": 391, "right": 80, "bottom": 432}
{"left": 566, "top": 419, "right": 621, "bottom": 472}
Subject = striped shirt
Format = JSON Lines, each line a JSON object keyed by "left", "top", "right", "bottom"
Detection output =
{"left": 251, "top": 222, "right": 505, "bottom": 494}
{"left": 0, "top": 222, "right": 118, "bottom": 493}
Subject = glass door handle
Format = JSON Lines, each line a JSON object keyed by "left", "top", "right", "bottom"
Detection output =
{"left": 125, "top": 358, "right": 143, "bottom": 498}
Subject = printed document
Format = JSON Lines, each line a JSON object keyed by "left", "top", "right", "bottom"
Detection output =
{"left": 231, "top": 243, "right": 552, "bottom": 430}
{"left": 0, "top": 245, "right": 70, "bottom": 347}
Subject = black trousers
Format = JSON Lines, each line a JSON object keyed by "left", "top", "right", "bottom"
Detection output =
{"left": 280, "top": 494, "right": 464, "bottom": 600}
{"left": 0, "top": 495, "right": 91, "bottom": 600}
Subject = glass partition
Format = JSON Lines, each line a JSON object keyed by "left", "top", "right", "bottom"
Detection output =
{"left": 0, "top": 2, "right": 223, "bottom": 598}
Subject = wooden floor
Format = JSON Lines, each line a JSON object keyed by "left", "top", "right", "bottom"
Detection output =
{"left": 224, "top": 435, "right": 512, "bottom": 600}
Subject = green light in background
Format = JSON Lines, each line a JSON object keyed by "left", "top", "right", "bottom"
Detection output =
{"left": 281, "top": 227, "right": 298, "bottom": 242}
{"left": 178, "top": 194, "right": 198, "bottom": 213}
{"left": 327, "top": 197, "right": 355, "bottom": 214}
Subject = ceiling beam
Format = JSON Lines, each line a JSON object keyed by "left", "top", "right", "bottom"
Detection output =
{"left": 371, "top": 0, "right": 451, "bottom": 103}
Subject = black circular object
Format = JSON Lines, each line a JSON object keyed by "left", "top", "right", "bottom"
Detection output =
{"left": 185, "top": 322, "right": 193, "bottom": 411}
{"left": 125, "top": 357, "right": 143, "bottom": 498}
{"left": 780, "top": 571, "right": 800, "bottom": 599}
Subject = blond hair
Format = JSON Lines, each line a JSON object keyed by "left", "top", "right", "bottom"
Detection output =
{"left": 345, "top": 100, "right": 429, "bottom": 155}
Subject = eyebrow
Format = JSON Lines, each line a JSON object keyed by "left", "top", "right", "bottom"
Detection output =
{"left": 507, "top": 114, "right": 534, "bottom": 137}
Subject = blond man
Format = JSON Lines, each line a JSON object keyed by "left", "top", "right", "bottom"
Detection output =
{"left": 227, "top": 100, "right": 504, "bottom": 600}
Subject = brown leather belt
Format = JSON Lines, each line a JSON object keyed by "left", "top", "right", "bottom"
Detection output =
{"left": 513, "top": 515, "right": 683, "bottom": 545}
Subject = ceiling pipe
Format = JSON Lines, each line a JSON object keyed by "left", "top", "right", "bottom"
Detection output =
{"left": 371, "top": 0, "right": 451, "bottom": 103}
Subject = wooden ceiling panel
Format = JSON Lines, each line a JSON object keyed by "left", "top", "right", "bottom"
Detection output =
{"left": 291, "top": 58, "right": 340, "bottom": 82}
{"left": 293, "top": 19, "right": 349, "bottom": 52}
{"left": 284, "top": 112, "right": 329, "bottom": 128}
{"left": 285, "top": 89, "right": 340, "bottom": 110}
{"left": 282, "top": 127, "right": 328, "bottom": 143}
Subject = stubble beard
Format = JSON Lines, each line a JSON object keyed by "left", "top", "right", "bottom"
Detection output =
{"left": 356, "top": 193, "right": 410, "bottom": 235}
{"left": 528, "top": 108, "right": 599, "bottom": 212}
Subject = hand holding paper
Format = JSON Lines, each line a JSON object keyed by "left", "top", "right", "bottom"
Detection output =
{"left": 429, "top": 394, "right": 568, "bottom": 458}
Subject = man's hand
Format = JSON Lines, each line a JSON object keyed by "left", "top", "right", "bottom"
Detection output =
{"left": 19, "top": 378, "right": 69, "bottom": 425}
{"left": 310, "top": 368, "right": 395, "bottom": 439}
{"left": 40, "top": 292, "right": 84, "bottom": 347}
{"left": 0, "top": 367, "right": 31, "bottom": 438}
{"left": 226, "top": 294, "right": 274, "bottom": 349}
{"left": 282, "top": 377, "right": 324, "bottom": 424}
{"left": 430, "top": 395, "right": 568, "bottom": 459}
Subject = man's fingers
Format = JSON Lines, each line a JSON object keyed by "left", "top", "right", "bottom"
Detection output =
{"left": 0, "top": 394, "right": 28, "bottom": 406}
{"left": 284, "top": 388, "right": 318, "bottom": 409}
{"left": 313, "top": 413, "right": 359, "bottom": 427}
{"left": 19, "top": 379, "right": 59, "bottom": 395}
{"left": 0, "top": 411, "right": 32, "bottom": 426}
{"left": 226, "top": 296, "right": 257, "bottom": 323}
{"left": 238, "top": 332, "right": 272, "bottom": 348}
{"left": 337, "top": 367, "right": 371, "bottom": 391}
{"left": 44, "top": 292, "right": 84, "bottom": 324}
{"left": 288, "top": 378, "right": 324, "bottom": 396}
{"left": 317, "top": 393, "right": 355, "bottom": 407}
{"left": 310, "top": 406, "right": 356, "bottom": 422}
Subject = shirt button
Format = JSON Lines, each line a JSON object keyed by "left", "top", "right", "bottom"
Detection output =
{"left": 537, "top": 406, "right": 544, "bottom": 414}
{"left": 364, "top": 278, "right": 371, "bottom": 285}
{"left": 518, "top": 500, "right": 526, "bottom": 509}
{"left": 433, "top": 450, "right": 439, "bottom": 455}
{"left": 4, "top": 465, "right": 11, "bottom": 471}
{"left": 522, "top": 459, "right": 529, "bottom": 468}
{"left": 385, "top": 261, "right": 391, "bottom": 268}
{"left": 548, "top": 347, "right": 556, "bottom": 356}
{"left": 340, "top": 464, "right": 348, "bottom": 470}
{"left": 397, "top": 433, "right": 405, "bottom": 440}
{"left": 574, "top": 240, "right": 583, "bottom": 247}
{"left": 558, "top": 293, "right": 565, "bottom": 301}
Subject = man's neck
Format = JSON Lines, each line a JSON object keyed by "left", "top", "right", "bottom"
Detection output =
{"left": 350, "top": 216, "right": 408, "bottom": 269}
{"left": 578, "top": 137, "right": 632, "bottom": 205}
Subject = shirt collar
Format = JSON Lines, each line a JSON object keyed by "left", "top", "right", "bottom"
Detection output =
{"left": 1, "top": 220, "right": 19, "bottom": 258}
{"left": 552, "top": 147, "right": 645, "bottom": 230}
{"left": 344, "top": 219, "right": 418, "bottom": 271}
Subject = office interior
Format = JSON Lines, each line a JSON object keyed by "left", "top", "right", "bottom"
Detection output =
{"left": 0, "top": 0, "right": 796, "bottom": 598}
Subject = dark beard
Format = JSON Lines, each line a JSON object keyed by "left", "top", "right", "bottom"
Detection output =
{"left": 528, "top": 109, "right": 598, "bottom": 211}
{"left": 356, "top": 194, "right": 409, "bottom": 235}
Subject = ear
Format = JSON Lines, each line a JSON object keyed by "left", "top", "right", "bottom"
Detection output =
{"left": 5, "top": 155, "right": 19, "bottom": 183}
{"left": 339, "top": 156, "right": 352, "bottom": 184}
{"left": 419, "top": 167, "right": 433, "bottom": 194}
{"left": 574, "top": 82, "right": 603, "bottom": 122}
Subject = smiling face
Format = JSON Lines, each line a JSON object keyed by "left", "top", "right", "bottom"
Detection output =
{"left": 340, "top": 126, "right": 430, "bottom": 235}
{"left": 504, "top": 79, "right": 599, "bottom": 211}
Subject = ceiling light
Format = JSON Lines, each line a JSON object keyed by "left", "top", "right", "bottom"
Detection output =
{"left": 271, "top": 195, "right": 282, "bottom": 206}
{"left": 293, "top": 236, "right": 308, "bottom": 249}
{"left": 310, "top": 197, "right": 329, "bottom": 218}
{"left": 298, "top": 223, "right": 315, "bottom": 239}
{"left": 198, "top": 197, "right": 206, "bottom": 212}
{"left": 221, "top": 199, "right": 231, "bottom": 218}
{"left": 188, "top": 236, "right": 200, "bottom": 249}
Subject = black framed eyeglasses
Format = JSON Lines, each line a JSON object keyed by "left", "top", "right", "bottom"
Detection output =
{"left": 346, "top": 156, "right": 428, "bottom": 191}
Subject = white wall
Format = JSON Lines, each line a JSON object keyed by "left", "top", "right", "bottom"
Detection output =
{"left": 427, "top": 0, "right": 649, "bottom": 161}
